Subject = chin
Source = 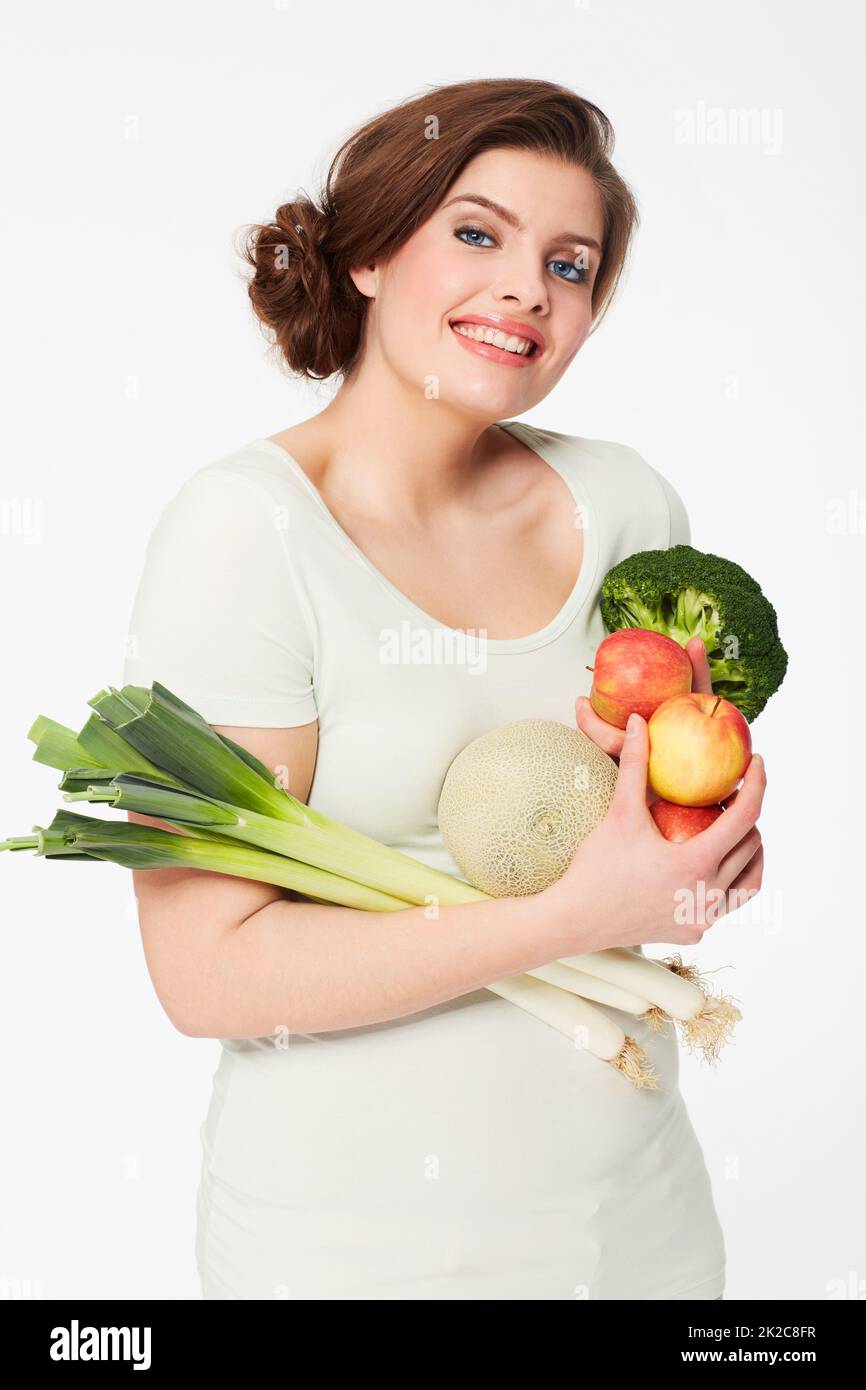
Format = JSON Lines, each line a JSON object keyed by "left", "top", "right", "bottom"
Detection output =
{"left": 438, "top": 387, "right": 517, "bottom": 422}
{"left": 437, "top": 366, "right": 537, "bottom": 413}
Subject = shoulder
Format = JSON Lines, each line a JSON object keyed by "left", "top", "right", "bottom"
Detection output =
{"left": 514, "top": 418, "right": 649, "bottom": 474}
{"left": 123, "top": 441, "right": 318, "bottom": 719}
{"left": 151, "top": 439, "right": 316, "bottom": 542}
{"left": 510, "top": 420, "right": 691, "bottom": 548}
{"left": 182, "top": 437, "right": 312, "bottom": 505}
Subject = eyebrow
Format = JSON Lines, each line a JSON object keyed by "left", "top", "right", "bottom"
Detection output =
{"left": 441, "top": 193, "right": 603, "bottom": 253}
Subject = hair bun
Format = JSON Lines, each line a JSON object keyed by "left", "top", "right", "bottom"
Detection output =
{"left": 284, "top": 197, "right": 331, "bottom": 265}
{"left": 239, "top": 195, "right": 346, "bottom": 380}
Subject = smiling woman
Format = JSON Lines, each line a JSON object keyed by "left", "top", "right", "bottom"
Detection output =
{"left": 123, "top": 78, "right": 736, "bottom": 1302}
{"left": 238, "top": 78, "right": 636, "bottom": 386}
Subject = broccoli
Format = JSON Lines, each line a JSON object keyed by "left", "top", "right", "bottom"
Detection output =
{"left": 599, "top": 544, "right": 788, "bottom": 723}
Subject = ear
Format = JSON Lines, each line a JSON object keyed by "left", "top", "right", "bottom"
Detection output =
{"left": 348, "top": 261, "right": 380, "bottom": 298}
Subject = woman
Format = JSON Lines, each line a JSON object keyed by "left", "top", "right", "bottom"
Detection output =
{"left": 123, "top": 77, "right": 764, "bottom": 1299}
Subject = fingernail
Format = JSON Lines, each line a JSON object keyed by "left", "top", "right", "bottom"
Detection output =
{"left": 626, "top": 713, "right": 640, "bottom": 735}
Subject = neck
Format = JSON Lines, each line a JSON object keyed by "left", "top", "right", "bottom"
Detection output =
{"left": 308, "top": 351, "right": 508, "bottom": 525}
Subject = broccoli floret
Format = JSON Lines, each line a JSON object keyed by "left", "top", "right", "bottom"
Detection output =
{"left": 599, "top": 544, "right": 788, "bottom": 723}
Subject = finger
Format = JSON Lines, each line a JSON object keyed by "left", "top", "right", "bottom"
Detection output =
{"left": 720, "top": 776, "right": 761, "bottom": 814}
{"left": 686, "top": 636, "right": 715, "bottom": 696}
{"left": 609, "top": 712, "right": 650, "bottom": 819}
{"left": 715, "top": 828, "right": 761, "bottom": 890}
{"left": 575, "top": 696, "right": 625, "bottom": 758}
{"left": 724, "top": 844, "right": 764, "bottom": 912}
{"left": 697, "top": 754, "right": 766, "bottom": 861}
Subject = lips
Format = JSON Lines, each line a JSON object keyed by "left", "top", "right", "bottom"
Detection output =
{"left": 448, "top": 313, "right": 546, "bottom": 355}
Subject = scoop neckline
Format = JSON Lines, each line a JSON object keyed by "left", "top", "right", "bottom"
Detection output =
{"left": 253, "top": 419, "right": 600, "bottom": 654}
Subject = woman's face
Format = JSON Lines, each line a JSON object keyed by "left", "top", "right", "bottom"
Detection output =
{"left": 351, "top": 147, "right": 606, "bottom": 419}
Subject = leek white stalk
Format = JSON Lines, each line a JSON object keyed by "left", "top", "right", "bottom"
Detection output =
{"left": 493, "top": 976, "right": 658, "bottom": 1088}
{"left": 563, "top": 947, "right": 742, "bottom": 1061}
{"left": 529, "top": 961, "right": 654, "bottom": 1016}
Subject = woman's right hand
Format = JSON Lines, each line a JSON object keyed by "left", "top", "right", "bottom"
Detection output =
{"left": 539, "top": 711, "right": 767, "bottom": 954}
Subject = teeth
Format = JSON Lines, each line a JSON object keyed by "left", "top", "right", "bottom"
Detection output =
{"left": 452, "top": 323, "right": 535, "bottom": 355}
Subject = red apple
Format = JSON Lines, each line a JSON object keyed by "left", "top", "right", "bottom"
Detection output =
{"left": 587, "top": 628, "right": 692, "bottom": 729}
{"left": 651, "top": 799, "right": 724, "bottom": 842}
{"left": 648, "top": 692, "right": 752, "bottom": 806}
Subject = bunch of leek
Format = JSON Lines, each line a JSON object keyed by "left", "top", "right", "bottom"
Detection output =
{"left": 2, "top": 682, "right": 740, "bottom": 1087}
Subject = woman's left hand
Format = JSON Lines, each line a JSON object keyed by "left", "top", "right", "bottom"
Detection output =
{"left": 575, "top": 636, "right": 715, "bottom": 802}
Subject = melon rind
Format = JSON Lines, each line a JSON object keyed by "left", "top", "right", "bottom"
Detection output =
{"left": 437, "top": 718, "right": 618, "bottom": 896}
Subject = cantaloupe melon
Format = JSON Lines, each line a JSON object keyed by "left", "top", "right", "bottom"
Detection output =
{"left": 437, "top": 718, "right": 618, "bottom": 896}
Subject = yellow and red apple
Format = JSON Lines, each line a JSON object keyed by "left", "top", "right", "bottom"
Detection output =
{"left": 648, "top": 692, "right": 752, "bottom": 806}
{"left": 587, "top": 628, "right": 692, "bottom": 729}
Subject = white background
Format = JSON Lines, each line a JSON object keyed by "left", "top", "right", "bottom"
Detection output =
{"left": 1, "top": 0, "right": 863, "bottom": 1300}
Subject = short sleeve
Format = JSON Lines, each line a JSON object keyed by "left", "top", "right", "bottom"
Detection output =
{"left": 121, "top": 466, "right": 317, "bottom": 728}
{"left": 647, "top": 464, "right": 692, "bottom": 548}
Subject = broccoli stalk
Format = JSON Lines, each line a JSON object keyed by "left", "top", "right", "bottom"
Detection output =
{"left": 599, "top": 544, "right": 788, "bottom": 724}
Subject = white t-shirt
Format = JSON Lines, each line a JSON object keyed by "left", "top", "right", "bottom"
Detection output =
{"left": 122, "top": 418, "right": 726, "bottom": 1300}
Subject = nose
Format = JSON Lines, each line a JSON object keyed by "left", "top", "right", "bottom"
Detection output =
{"left": 490, "top": 249, "right": 549, "bottom": 315}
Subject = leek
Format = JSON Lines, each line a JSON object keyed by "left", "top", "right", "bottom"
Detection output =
{"left": 59, "top": 761, "right": 737, "bottom": 1059}
{"left": 2, "top": 808, "right": 657, "bottom": 1087}
{"left": 3, "top": 681, "right": 663, "bottom": 1085}
{"left": 3, "top": 679, "right": 737, "bottom": 1079}
{"left": 3, "top": 809, "right": 414, "bottom": 912}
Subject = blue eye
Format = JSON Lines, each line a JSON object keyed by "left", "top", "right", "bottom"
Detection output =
{"left": 550, "top": 259, "right": 590, "bottom": 285}
{"left": 454, "top": 226, "right": 591, "bottom": 284}
{"left": 455, "top": 225, "right": 496, "bottom": 248}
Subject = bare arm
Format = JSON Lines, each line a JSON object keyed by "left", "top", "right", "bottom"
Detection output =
{"left": 129, "top": 719, "right": 575, "bottom": 1039}
{"left": 197, "top": 886, "right": 563, "bottom": 1039}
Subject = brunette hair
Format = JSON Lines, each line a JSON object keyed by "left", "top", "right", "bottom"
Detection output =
{"left": 238, "top": 77, "right": 640, "bottom": 382}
